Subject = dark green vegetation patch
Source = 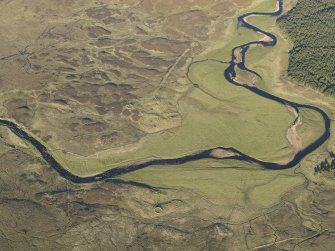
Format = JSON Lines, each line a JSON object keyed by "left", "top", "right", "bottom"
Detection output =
{"left": 315, "top": 152, "right": 335, "bottom": 174}
{"left": 278, "top": 0, "right": 335, "bottom": 94}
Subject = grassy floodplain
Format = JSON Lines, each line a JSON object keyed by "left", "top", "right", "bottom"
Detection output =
{"left": 18, "top": 0, "right": 326, "bottom": 209}
{"left": 0, "top": 0, "right": 327, "bottom": 211}
{"left": 121, "top": 162, "right": 304, "bottom": 209}
{"left": 40, "top": 0, "right": 307, "bottom": 178}
{"left": 1, "top": 0, "right": 335, "bottom": 249}
{"left": 121, "top": 0, "right": 329, "bottom": 208}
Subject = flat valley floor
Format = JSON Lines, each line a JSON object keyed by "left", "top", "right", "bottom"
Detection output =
{"left": 0, "top": 0, "right": 335, "bottom": 250}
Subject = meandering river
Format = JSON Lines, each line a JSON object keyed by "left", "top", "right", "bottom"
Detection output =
{"left": 0, "top": 0, "right": 330, "bottom": 183}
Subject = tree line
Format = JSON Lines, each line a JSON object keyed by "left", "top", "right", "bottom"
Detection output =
{"left": 314, "top": 151, "right": 335, "bottom": 174}
{"left": 278, "top": 0, "right": 335, "bottom": 95}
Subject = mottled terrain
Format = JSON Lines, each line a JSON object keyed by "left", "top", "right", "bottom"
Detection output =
{"left": 0, "top": 0, "right": 251, "bottom": 155}
{"left": 1, "top": 0, "right": 335, "bottom": 250}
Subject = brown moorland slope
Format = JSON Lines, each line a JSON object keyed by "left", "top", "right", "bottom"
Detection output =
{"left": 0, "top": 0, "right": 251, "bottom": 156}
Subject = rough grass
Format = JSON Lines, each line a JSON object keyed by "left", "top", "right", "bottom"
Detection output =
{"left": 298, "top": 108, "right": 325, "bottom": 148}
{"left": 120, "top": 161, "right": 304, "bottom": 209}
